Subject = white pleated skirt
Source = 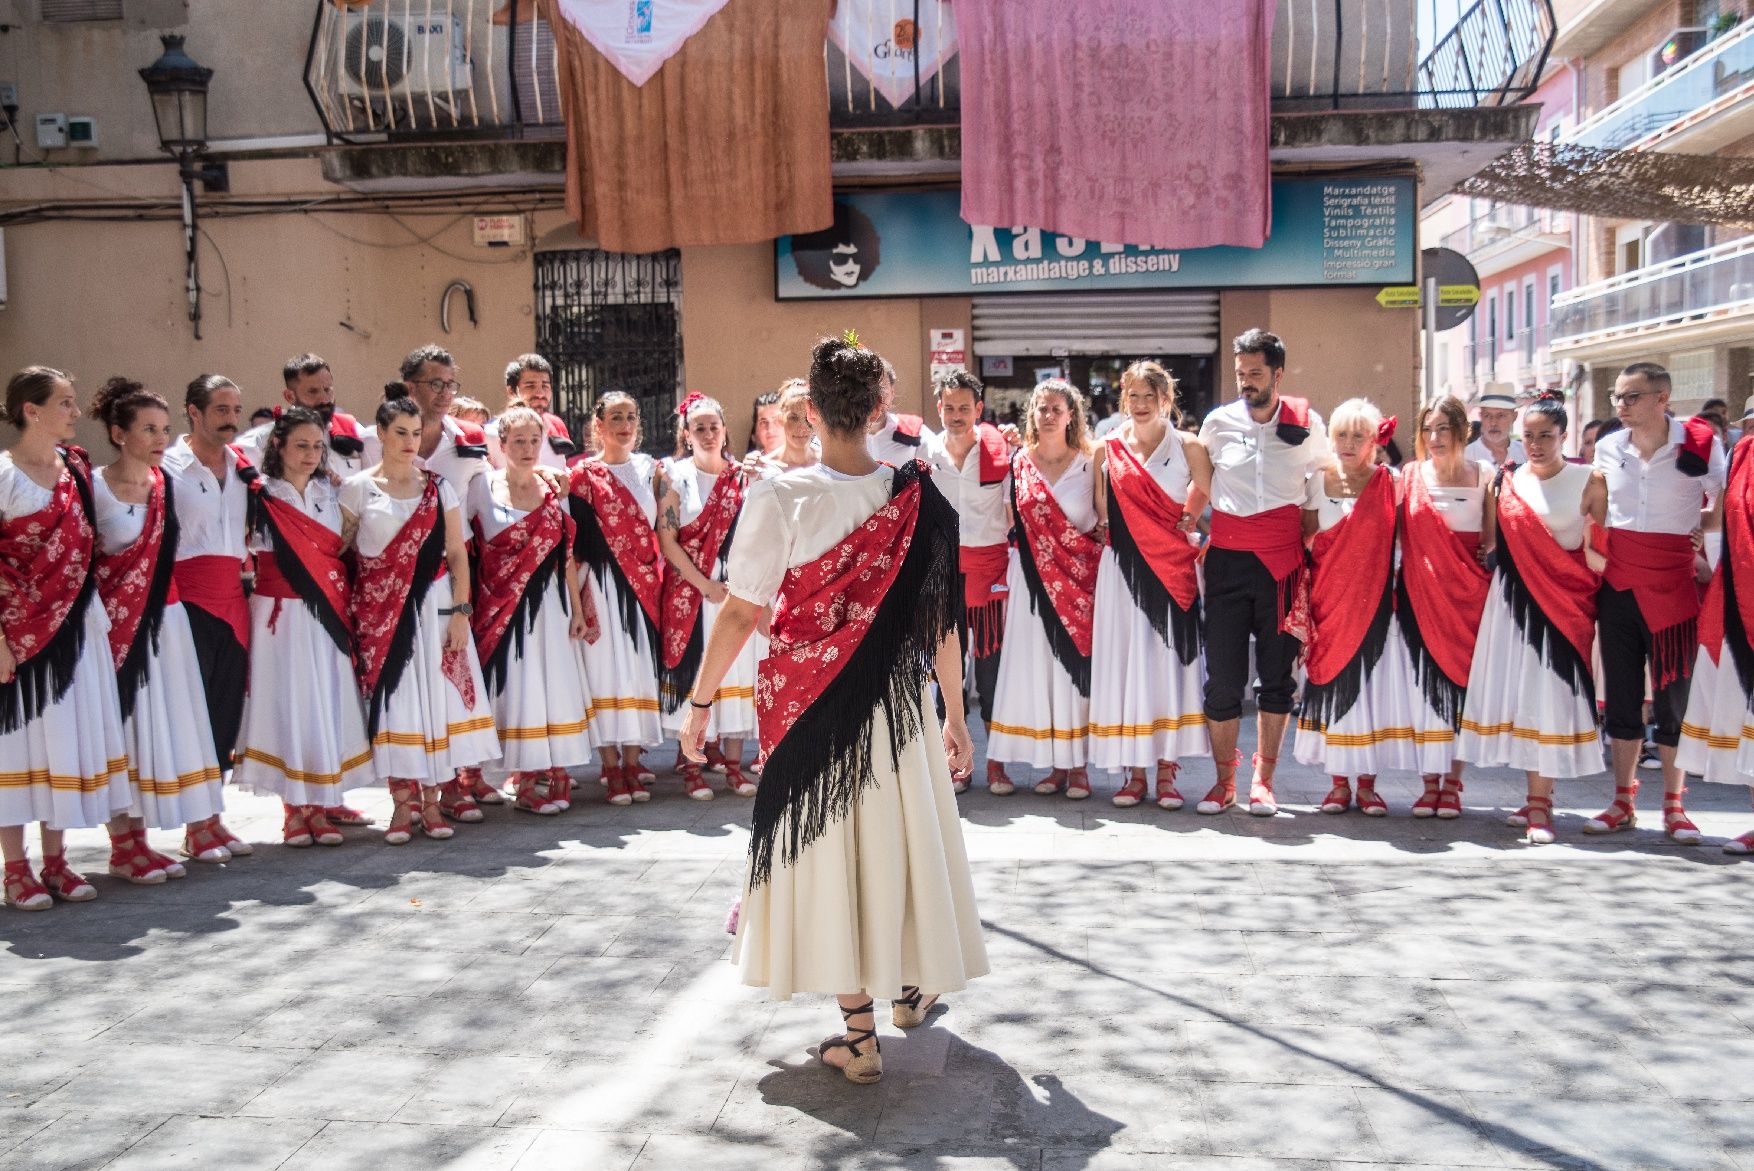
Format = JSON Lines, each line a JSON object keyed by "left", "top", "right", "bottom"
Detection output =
{"left": 370, "top": 590, "right": 501, "bottom": 782}
{"left": 661, "top": 594, "right": 760, "bottom": 741}
{"left": 1457, "top": 584, "right": 1603, "bottom": 779}
{"left": 1294, "top": 626, "right": 1446, "bottom": 777}
{"left": 581, "top": 568, "right": 662, "bottom": 750}
{"left": 987, "top": 554, "right": 1090, "bottom": 768}
{"left": 121, "top": 602, "right": 225, "bottom": 827}
{"left": 735, "top": 683, "right": 989, "bottom": 1000}
{"left": 1087, "top": 548, "right": 1208, "bottom": 771}
{"left": 489, "top": 583, "right": 595, "bottom": 772}
{"left": 235, "top": 594, "right": 375, "bottom": 804}
{"left": 1675, "top": 642, "right": 1753, "bottom": 784}
{"left": 0, "top": 604, "right": 131, "bottom": 830}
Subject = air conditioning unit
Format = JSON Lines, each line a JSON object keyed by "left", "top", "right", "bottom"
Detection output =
{"left": 340, "top": 11, "right": 472, "bottom": 99}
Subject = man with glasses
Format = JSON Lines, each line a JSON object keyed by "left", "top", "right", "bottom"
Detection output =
{"left": 362, "top": 343, "right": 490, "bottom": 499}
{"left": 1466, "top": 388, "right": 1525, "bottom": 466}
{"left": 1586, "top": 361, "right": 1724, "bottom": 844}
{"left": 236, "top": 353, "right": 366, "bottom": 476}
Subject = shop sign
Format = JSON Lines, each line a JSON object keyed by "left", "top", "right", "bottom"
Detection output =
{"left": 776, "top": 178, "right": 1415, "bottom": 301}
{"left": 980, "top": 356, "right": 1014, "bottom": 379}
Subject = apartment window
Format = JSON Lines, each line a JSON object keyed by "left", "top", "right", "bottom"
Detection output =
{"left": 1505, "top": 287, "right": 1517, "bottom": 343}
{"left": 1523, "top": 277, "right": 1537, "bottom": 359}
{"left": 1548, "top": 267, "right": 1562, "bottom": 310}
{"left": 1488, "top": 295, "right": 1499, "bottom": 363}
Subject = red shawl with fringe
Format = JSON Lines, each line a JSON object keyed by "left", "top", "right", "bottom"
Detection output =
{"left": 1011, "top": 451, "right": 1100, "bottom": 668}
{"left": 1105, "top": 435, "right": 1199, "bottom": 613}
{"left": 1304, "top": 467, "right": 1396, "bottom": 687}
{"left": 472, "top": 486, "right": 571, "bottom": 674}
{"left": 1399, "top": 466, "right": 1489, "bottom": 689}
{"left": 0, "top": 448, "right": 95, "bottom": 669}
{"left": 253, "top": 486, "right": 351, "bottom": 655}
{"left": 95, "top": 467, "right": 178, "bottom": 673}
{"left": 569, "top": 459, "right": 663, "bottom": 631}
{"left": 1700, "top": 436, "right": 1754, "bottom": 678}
{"left": 660, "top": 466, "right": 743, "bottom": 671}
{"left": 1495, "top": 470, "right": 1599, "bottom": 682}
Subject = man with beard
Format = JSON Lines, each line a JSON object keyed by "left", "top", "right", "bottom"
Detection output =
{"left": 1466, "top": 388, "right": 1525, "bottom": 467}
{"left": 1196, "top": 329, "right": 1330, "bottom": 818}
{"left": 236, "top": 353, "right": 366, "bottom": 476}
{"left": 485, "top": 353, "right": 575, "bottom": 470}
{"left": 868, "top": 358, "right": 939, "bottom": 466}
{"left": 162, "top": 376, "right": 255, "bottom": 844}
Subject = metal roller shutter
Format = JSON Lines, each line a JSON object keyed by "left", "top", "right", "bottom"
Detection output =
{"left": 972, "top": 291, "right": 1220, "bottom": 357}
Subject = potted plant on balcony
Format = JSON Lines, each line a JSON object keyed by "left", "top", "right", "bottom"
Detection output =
{"left": 1708, "top": 11, "right": 1742, "bottom": 41}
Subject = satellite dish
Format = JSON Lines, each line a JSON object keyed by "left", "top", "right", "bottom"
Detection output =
{"left": 345, "top": 14, "right": 409, "bottom": 90}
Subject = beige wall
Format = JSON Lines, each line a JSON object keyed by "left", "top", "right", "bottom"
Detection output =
{"left": 0, "top": 157, "right": 561, "bottom": 450}
{"left": 1218, "top": 286, "right": 1419, "bottom": 424}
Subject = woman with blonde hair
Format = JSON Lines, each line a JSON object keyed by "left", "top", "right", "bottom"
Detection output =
{"left": 1394, "top": 394, "right": 1496, "bottom": 818}
{"left": 1291, "top": 396, "right": 1411, "bottom": 816}
{"left": 1090, "top": 362, "right": 1213, "bottom": 808}
{"left": 986, "top": 379, "right": 1102, "bottom": 797}
{"left": 570, "top": 390, "right": 665, "bottom": 802}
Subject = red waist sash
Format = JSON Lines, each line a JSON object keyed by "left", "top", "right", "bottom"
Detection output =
{"left": 1604, "top": 528, "right": 1700, "bottom": 689}
{"left": 253, "top": 488, "right": 351, "bottom": 655}
{"left": 0, "top": 448, "right": 98, "bottom": 733}
{"left": 172, "top": 555, "right": 249, "bottom": 651}
{"left": 1304, "top": 467, "right": 1396, "bottom": 688}
{"left": 473, "top": 488, "right": 570, "bottom": 692}
{"left": 1011, "top": 451, "right": 1100, "bottom": 693}
{"left": 959, "top": 541, "right": 1009, "bottom": 659}
{"left": 1208, "top": 504, "right": 1307, "bottom": 634}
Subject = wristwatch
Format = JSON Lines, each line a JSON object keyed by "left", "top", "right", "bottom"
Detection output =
{"left": 440, "top": 602, "right": 474, "bottom": 617}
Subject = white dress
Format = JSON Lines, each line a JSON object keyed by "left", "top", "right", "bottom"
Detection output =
{"left": 660, "top": 458, "right": 759, "bottom": 740}
{"left": 467, "top": 474, "right": 595, "bottom": 772}
{"left": 340, "top": 474, "right": 500, "bottom": 782}
{"left": 987, "top": 453, "right": 1098, "bottom": 769}
{"left": 233, "top": 478, "right": 375, "bottom": 805}
{"left": 1392, "top": 461, "right": 1493, "bottom": 776}
{"left": 1458, "top": 463, "right": 1604, "bottom": 778}
{"left": 0, "top": 453, "right": 131, "bottom": 830}
{"left": 92, "top": 471, "right": 225, "bottom": 827}
{"left": 726, "top": 464, "right": 987, "bottom": 1000}
{"left": 1292, "top": 468, "right": 1427, "bottom": 777}
{"left": 580, "top": 455, "right": 663, "bottom": 750}
{"left": 1675, "top": 636, "right": 1754, "bottom": 784}
{"left": 1088, "top": 430, "right": 1209, "bottom": 771}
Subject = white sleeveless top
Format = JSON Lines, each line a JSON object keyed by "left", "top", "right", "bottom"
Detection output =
{"left": 1109, "top": 426, "right": 1191, "bottom": 506}
{"left": 467, "top": 472, "right": 561, "bottom": 544}
{"left": 666, "top": 457, "right": 726, "bottom": 528}
{"left": 595, "top": 453, "right": 658, "bottom": 527}
{"left": 1027, "top": 450, "right": 1099, "bottom": 533}
{"left": 91, "top": 468, "right": 148, "bottom": 555}
{"left": 1510, "top": 462, "right": 1591, "bottom": 551}
{"left": 1305, "top": 466, "right": 1397, "bottom": 533}
{"left": 1419, "top": 459, "right": 1493, "bottom": 535}
{"left": 340, "top": 472, "right": 460, "bottom": 559}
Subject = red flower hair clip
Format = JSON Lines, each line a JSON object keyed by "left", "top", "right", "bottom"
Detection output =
{"left": 1376, "top": 415, "right": 1398, "bottom": 447}
{"left": 676, "top": 391, "right": 707, "bottom": 418}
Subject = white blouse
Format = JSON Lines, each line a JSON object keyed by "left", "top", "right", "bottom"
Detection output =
{"left": 248, "top": 477, "right": 341, "bottom": 554}
{"left": 467, "top": 472, "right": 559, "bottom": 543}
{"left": 1108, "top": 427, "right": 1191, "bottom": 506}
{"left": 1419, "top": 459, "right": 1493, "bottom": 535}
{"left": 594, "top": 453, "right": 658, "bottom": 527}
{"left": 726, "top": 464, "right": 899, "bottom": 609}
{"left": 340, "top": 472, "right": 460, "bottom": 559}
{"left": 1509, "top": 462, "right": 1591, "bottom": 552}
{"left": 91, "top": 468, "right": 148, "bottom": 555}
{"left": 0, "top": 452, "right": 55, "bottom": 521}
{"left": 1305, "top": 466, "right": 1398, "bottom": 533}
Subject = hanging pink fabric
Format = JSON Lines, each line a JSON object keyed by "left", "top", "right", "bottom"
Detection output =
{"left": 953, "top": 0, "right": 1274, "bottom": 250}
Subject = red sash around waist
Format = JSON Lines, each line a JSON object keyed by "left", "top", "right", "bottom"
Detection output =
{"left": 959, "top": 541, "right": 1009, "bottom": 659}
{"left": 173, "top": 555, "right": 250, "bottom": 651}
{"left": 1604, "top": 528, "right": 1700, "bottom": 689}
{"left": 253, "top": 487, "right": 351, "bottom": 655}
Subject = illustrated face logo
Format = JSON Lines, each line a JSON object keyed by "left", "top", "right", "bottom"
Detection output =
{"left": 793, "top": 203, "right": 883, "bottom": 292}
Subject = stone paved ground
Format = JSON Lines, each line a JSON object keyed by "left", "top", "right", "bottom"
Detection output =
{"left": 5, "top": 719, "right": 1754, "bottom": 1171}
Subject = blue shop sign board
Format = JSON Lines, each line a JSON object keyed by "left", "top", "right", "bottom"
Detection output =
{"left": 775, "top": 177, "right": 1415, "bottom": 300}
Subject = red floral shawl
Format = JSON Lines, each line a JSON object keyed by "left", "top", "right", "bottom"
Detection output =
{"left": 569, "top": 459, "right": 663, "bottom": 641}
{"left": 351, "top": 475, "right": 474, "bottom": 732}
{"left": 1494, "top": 469, "right": 1600, "bottom": 700}
{"left": 93, "top": 468, "right": 181, "bottom": 719}
{"left": 472, "top": 486, "right": 571, "bottom": 693}
{"left": 1397, "top": 464, "right": 1491, "bottom": 725}
{"left": 1699, "top": 436, "right": 1754, "bottom": 695}
{"left": 1011, "top": 450, "right": 1101, "bottom": 694}
{"left": 253, "top": 485, "right": 351, "bottom": 659}
{"left": 749, "top": 461, "right": 958, "bottom": 888}
{"left": 0, "top": 447, "right": 98, "bottom": 733}
{"left": 1104, "top": 434, "right": 1200, "bottom": 661}
{"left": 660, "top": 465, "right": 743, "bottom": 671}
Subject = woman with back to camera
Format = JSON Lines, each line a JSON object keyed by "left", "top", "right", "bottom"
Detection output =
{"left": 1458, "top": 393, "right": 1607, "bottom": 844}
{"left": 466, "top": 405, "right": 598, "bottom": 816}
{"left": 1394, "top": 394, "right": 1496, "bottom": 820}
{"left": 657, "top": 393, "right": 760, "bottom": 799}
{"left": 234, "top": 406, "right": 376, "bottom": 846}
{"left": 89, "top": 377, "right": 228, "bottom": 878}
{"left": 0, "top": 366, "right": 130, "bottom": 910}
{"left": 340, "top": 397, "right": 500, "bottom": 845}
{"left": 985, "top": 379, "right": 1102, "bottom": 798}
{"left": 679, "top": 334, "right": 985, "bottom": 1085}
{"left": 1088, "top": 361, "right": 1212, "bottom": 809}
{"left": 569, "top": 391, "right": 665, "bottom": 804}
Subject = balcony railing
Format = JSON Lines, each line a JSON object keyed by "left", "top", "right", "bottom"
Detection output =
{"left": 304, "top": 0, "right": 1558, "bottom": 142}
{"left": 1440, "top": 201, "right": 1571, "bottom": 255}
{"left": 1564, "top": 19, "right": 1754, "bottom": 150}
{"left": 1551, "top": 234, "right": 1754, "bottom": 348}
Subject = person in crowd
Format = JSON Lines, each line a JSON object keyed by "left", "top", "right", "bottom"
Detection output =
{"left": 570, "top": 390, "right": 665, "bottom": 804}
{"left": 236, "top": 354, "right": 367, "bottom": 477}
{"left": 1089, "top": 362, "right": 1211, "bottom": 808}
{"left": 1091, "top": 390, "right": 1125, "bottom": 440}
{"left": 1458, "top": 394, "right": 1606, "bottom": 844}
{"left": 90, "top": 379, "right": 228, "bottom": 877}
{"left": 928, "top": 369, "right": 1014, "bottom": 794}
{"left": 1291, "top": 397, "right": 1405, "bottom": 816}
{"left": 1576, "top": 418, "right": 1606, "bottom": 466}
{"left": 678, "top": 334, "right": 985, "bottom": 1085}
{"left": 249, "top": 407, "right": 275, "bottom": 428}
{"left": 468, "top": 405, "right": 597, "bottom": 816}
{"left": 342, "top": 397, "right": 499, "bottom": 844}
{"left": 657, "top": 394, "right": 759, "bottom": 799}
{"left": 1584, "top": 363, "right": 1724, "bottom": 844}
{"left": 868, "top": 359, "right": 938, "bottom": 465}
{"left": 1395, "top": 394, "right": 1495, "bottom": 819}
{"left": 161, "top": 373, "right": 253, "bottom": 856}
{"left": 0, "top": 367, "right": 129, "bottom": 910}
{"left": 754, "top": 379, "right": 818, "bottom": 476}
{"left": 746, "top": 389, "right": 784, "bottom": 459}
{"left": 486, "top": 354, "right": 576, "bottom": 470}
{"left": 1197, "top": 330, "right": 1331, "bottom": 816}
{"left": 1466, "top": 389, "right": 1525, "bottom": 466}
{"left": 986, "top": 379, "right": 1101, "bottom": 798}
{"left": 449, "top": 397, "right": 492, "bottom": 426}
{"left": 234, "top": 407, "right": 375, "bottom": 845}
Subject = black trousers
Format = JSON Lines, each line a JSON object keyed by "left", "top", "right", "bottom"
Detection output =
{"left": 183, "top": 603, "right": 249, "bottom": 768}
{"left": 937, "top": 583, "right": 1003, "bottom": 728}
{"left": 1201, "top": 546, "right": 1302, "bottom": 723}
{"left": 1597, "top": 584, "right": 1689, "bottom": 747}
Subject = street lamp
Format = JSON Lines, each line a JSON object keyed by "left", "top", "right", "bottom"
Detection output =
{"left": 139, "top": 35, "right": 226, "bottom": 339}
